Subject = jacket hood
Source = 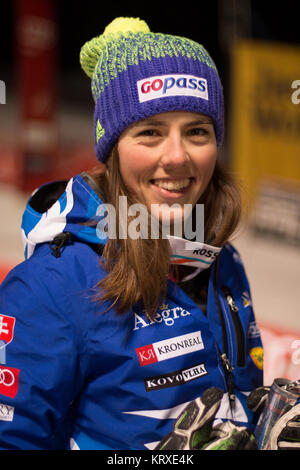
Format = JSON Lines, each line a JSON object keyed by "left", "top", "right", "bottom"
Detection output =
{"left": 21, "top": 172, "right": 104, "bottom": 259}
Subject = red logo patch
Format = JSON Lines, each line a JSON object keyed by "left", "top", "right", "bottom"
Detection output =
{"left": 0, "top": 315, "right": 16, "bottom": 347}
{"left": 0, "top": 366, "right": 20, "bottom": 398}
{"left": 135, "top": 344, "right": 158, "bottom": 366}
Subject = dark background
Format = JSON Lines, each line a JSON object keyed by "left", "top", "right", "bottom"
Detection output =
{"left": 1, "top": 1, "right": 300, "bottom": 96}
{"left": 2, "top": 1, "right": 300, "bottom": 66}
{"left": 0, "top": 0, "right": 300, "bottom": 176}
{"left": 1, "top": 0, "right": 299, "bottom": 181}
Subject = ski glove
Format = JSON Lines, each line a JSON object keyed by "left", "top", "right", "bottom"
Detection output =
{"left": 155, "top": 387, "right": 257, "bottom": 450}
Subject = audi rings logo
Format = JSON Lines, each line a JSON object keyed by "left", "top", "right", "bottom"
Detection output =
{"left": 0, "top": 366, "right": 20, "bottom": 398}
{"left": 0, "top": 369, "right": 15, "bottom": 386}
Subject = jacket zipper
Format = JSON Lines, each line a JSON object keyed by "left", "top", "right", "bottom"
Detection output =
{"left": 222, "top": 286, "right": 246, "bottom": 368}
{"left": 213, "top": 258, "right": 236, "bottom": 406}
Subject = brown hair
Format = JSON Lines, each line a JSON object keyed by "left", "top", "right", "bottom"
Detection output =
{"left": 87, "top": 146, "right": 242, "bottom": 319}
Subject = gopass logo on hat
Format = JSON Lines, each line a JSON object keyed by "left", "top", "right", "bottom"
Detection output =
{"left": 137, "top": 74, "right": 209, "bottom": 103}
{"left": 80, "top": 17, "right": 224, "bottom": 161}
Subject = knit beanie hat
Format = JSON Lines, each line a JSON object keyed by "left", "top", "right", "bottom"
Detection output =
{"left": 80, "top": 17, "right": 224, "bottom": 162}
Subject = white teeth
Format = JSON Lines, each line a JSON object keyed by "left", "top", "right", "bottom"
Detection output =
{"left": 153, "top": 178, "right": 191, "bottom": 191}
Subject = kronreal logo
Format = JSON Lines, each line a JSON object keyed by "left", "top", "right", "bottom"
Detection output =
{"left": 135, "top": 331, "right": 204, "bottom": 366}
{"left": 144, "top": 362, "right": 208, "bottom": 391}
{"left": 137, "top": 74, "right": 208, "bottom": 103}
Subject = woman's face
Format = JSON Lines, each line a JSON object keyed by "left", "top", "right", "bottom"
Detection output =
{"left": 117, "top": 111, "right": 217, "bottom": 225}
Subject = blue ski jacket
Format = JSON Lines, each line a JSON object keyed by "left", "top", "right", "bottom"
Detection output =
{"left": 0, "top": 172, "right": 263, "bottom": 450}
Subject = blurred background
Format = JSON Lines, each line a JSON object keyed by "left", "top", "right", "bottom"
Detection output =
{"left": 0, "top": 0, "right": 299, "bottom": 383}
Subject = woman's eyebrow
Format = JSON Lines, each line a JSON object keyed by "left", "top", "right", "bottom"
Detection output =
{"left": 130, "top": 117, "right": 213, "bottom": 129}
{"left": 187, "top": 118, "right": 213, "bottom": 126}
{"left": 133, "top": 118, "right": 166, "bottom": 127}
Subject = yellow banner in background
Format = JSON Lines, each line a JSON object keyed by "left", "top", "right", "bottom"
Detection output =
{"left": 229, "top": 40, "right": 300, "bottom": 243}
{"left": 230, "top": 40, "right": 300, "bottom": 201}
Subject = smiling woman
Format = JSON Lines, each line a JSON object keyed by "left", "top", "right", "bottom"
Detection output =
{"left": 88, "top": 118, "right": 240, "bottom": 318}
{"left": 117, "top": 111, "right": 217, "bottom": 218}
{"left": 0, "top": 17, "right": 265, "bottom": 451}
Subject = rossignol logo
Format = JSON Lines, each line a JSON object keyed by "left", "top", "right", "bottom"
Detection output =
{"left": 137, "top": 74, "right": 208, "bottom": 103}
{"left": 144, "top": 362, "right": 207, "bottom": 391}
{"left": 135, "top": 331, "right": 204, "bottom": 367}
{"left": 192, "top": 247, "right": 218, "bottom": 260}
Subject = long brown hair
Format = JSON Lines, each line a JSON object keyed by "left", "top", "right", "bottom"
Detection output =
{"left": 88, "top": 146, "right": 242, "bottom": 319}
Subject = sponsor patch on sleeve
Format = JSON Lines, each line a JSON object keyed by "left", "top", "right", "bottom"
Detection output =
{"left": 0, "top": 315, "right": 16, "bottom": 348}
{"left": 135, "top": 331, "right": 204, "bottom": 366}
{"left": 144, "top": 362, "right": 208, "bottom": 391}
{"left": 0, "top": 403, "right": 14, "bottom": 421}
{"left": 0, "top": 366, "right": 20, "bottom": 398}
{"left": 250, "top": 347, "right": 264, "bottom": 370}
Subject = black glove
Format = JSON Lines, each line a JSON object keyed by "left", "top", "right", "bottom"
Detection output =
{"left": 275, "top": 406, "right": 300, "bottom": 450}
{"left": 246, "top": 385, "right": 270, "bottom": 414}
{"left": 247, "top": 379, "right": 300, "bottom": 450}
{"left": 155, "top": 387, "right": 257, "bottom": 450}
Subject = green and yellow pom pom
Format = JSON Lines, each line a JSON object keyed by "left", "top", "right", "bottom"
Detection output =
{"left": 103, "top": 17, "right": 150, "bottom": 36}
{"left": 80, "top": 17, "right": 150, "bottom": 78}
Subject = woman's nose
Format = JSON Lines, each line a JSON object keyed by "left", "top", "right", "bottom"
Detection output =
{"left": 160, "top": 133, "right": 188, "bottom": 168}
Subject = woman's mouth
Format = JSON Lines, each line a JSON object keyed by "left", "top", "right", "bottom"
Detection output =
{"left": 150, "top": 177, "right": 193, "bottom": 193}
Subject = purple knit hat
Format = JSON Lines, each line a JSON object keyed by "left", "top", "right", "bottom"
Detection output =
{"left": 80, "top": 17, "right": 224, "bottom": 162}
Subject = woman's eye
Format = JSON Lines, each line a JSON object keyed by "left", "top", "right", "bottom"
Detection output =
{"left": 189, "top": 127, "right": 208, "bottom": 136}
{"left": 138, "top": 129, "right": 158, "bottom": 137}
